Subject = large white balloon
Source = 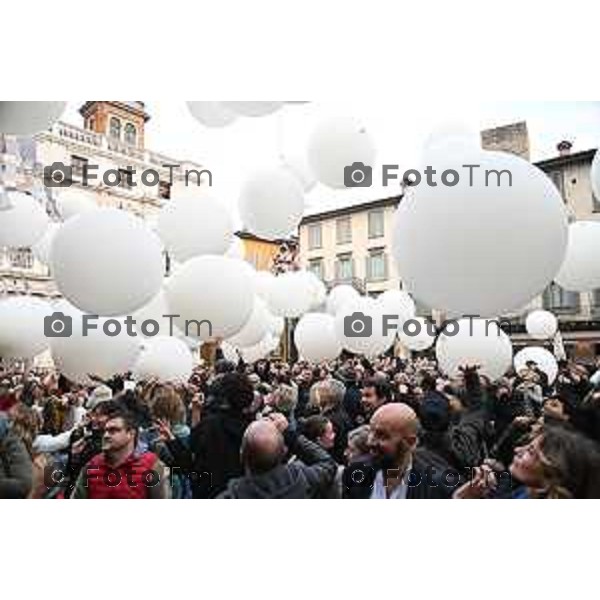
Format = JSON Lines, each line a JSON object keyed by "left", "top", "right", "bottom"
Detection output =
{"left": 157, "top": 197, "right": 234, "bottom": 262}
{"left": 51, "top": 208, "right": 164, "bottom": 316}
{"left": 307, "top": 116, "right": 377, "bottom": 189}
{"left": 334, "top": 297, "right": 395, "bottom": 356}
{"left": 326, "top": 285, "right": 360, "bottom": 315}
{"left": 398, "top": 316, "right": 436, "bottom": 352}
{"left": 222, "top": 102, "right": 284, "bottom": 117}
{"left": 514, "top": 347, "right": 558, "bottom": 384}
{"left": 227, "top": 296, "right": 270, "bottom": 348}
{"left": 49, "top": 301, "right": 141, "bottom": 384}
{"left": 436, "top": 318, "right": 513, "bottom": 381}
{"left": 0, "top": 297, "right": 52, "bottom": 359}
{"left": 294, "top": 313, "right": 341, "bottom": 363}
{"left": 186, "top": 101, "right": 238, "bottom": 128}
{"left": 254, "top": 271, "right": 277, "bottom": 303}
{"left": 55, "top": 188, "right": 98, "bottom": 221}
{"left": 133, "top": 289, "right": 187, "bottom": 339}
{"left": 240, "top": 333, "right": 280, "bottom": 363}
{"left": 239, "top": 167, "right": 304, "bottom": 239}
{"left": 377, "top": 289, "right": 416, "bottom": 323}
{"left": 392, "top": 150, "right": 568, "bottom": 316}
{"left": 133, "top": 336, "right": 193, "bottom": 384}
{"left": 282, "top": 152, "right": 317, "bottom": 192}
{"left": 526, "top": 310, "right": 558, "bottom": 340}
{"left": 0, "top": 191, "right": 49, "bottom": 248}
{"left": 0, "top": 101, "right": 66, "bottom": 135}
{"left": 165, "top": 255, "right": 255, "bottom": 341}
{"left": 267, "top": 271, "right": 315, "bottom": 318}
{"left": 555, "top": 221, "right": 600, "bottom": 292}
{"left": 32, "top": 222, "right": 60, "bottom": 266}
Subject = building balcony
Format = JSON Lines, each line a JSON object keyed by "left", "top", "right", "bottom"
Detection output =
{"left": 39, "top": 122, "right": 204, "bottom": 173}
{"left": 325, "top": 277, "right": 366, "bottom": 295}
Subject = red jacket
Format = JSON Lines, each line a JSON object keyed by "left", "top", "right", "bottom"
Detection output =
{"left": 74, "top": 451, "right": 163, "bottom": 499}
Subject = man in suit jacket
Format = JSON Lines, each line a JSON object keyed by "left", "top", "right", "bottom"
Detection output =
{"left": 343, "top": 404, "right": 460, "bottom": 499}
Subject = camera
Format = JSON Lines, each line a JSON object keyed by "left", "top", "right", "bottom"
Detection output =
{"left": 344, "top": 162, "right": 373, "bottom": 188}
{"left": 43, "top": 162, "right": 73, "bottom": 188}
{"left": 344, "top": 312, "right": 372, "bottom": 338}
{"left": 342, "top": 464, "right": 376, "bottom": 490}
{"left": 44, "top": 312, "right": 73, "bottom": 338}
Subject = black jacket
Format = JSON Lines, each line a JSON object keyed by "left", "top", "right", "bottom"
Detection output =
{"left": 167, "top": 408, "right": 250, "bottom": 498}
{"left": 0, "top": 431, "right": 33, "bottom": 499}
{"left": 219, "top": 433, "right": 337, "bottom": 499}
{"left": 342, "top": 449, "right": 459, "bottom": 499}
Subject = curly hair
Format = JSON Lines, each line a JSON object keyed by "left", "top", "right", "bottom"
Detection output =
{"left": 11, "top": 404, "right": 42, "bottom": 456}
{"left": 151, "top": 385, "right": 186, "bottom": 425}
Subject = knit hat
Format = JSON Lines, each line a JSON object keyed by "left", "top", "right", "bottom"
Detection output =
{"left": 86, "top": 385, "right": 113, "bottom": 411}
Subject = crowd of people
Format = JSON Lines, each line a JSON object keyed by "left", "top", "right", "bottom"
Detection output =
{"left": 2, "top": 349, "right": 600, "bottom": 499}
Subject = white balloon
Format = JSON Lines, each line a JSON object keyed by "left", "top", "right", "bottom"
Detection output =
{"left": 555, "top": 221, "right": 600, "bottom": 292}
{"left": 51, "top": 208, "right": 164, "bottom": 316}
{"left": 239, "top": 167, "right": 304, "bottom": 239}
{"left": 55, "top": 188, "right": 98, "bottom": 221}
{"left": 240, "top": 333, "right": 279, "bottom": 363}
{"left": 222, "top": 102, "right": 284, "bottom": 117}
{"left": 186, "top": 101, "right": 238, "bottom": 128}
{"left": 254, "top": 271, "right": 277, "bottom": 302}
{"left": 133, "top": 290, "right": 186, "bottom": 339}
{"left": 294, "top": 313, "right": 341, "bottom": 362}
{"left": 49, "top": 301, "right": 141, "bottom": 384}
{"left": 398, "top": 316, "right": 436, "bottom": 352}
{"left": 0, "top": 191, "right": 49, "bottom": 248}
{"left": 32, "top": 222, "right": 60, "bottom": 266}
{"left": 392, "top": 150, "right": 568, "bottom": 316}
{"left": 268, "top": 314, "right": 285, "bottom": 338}
{"left": 220, "top": 341, "right": 240, "bottom": 363}
{"left": 377, "top": 289, "right": 416, "bottom": 323}
{"left": 525, "top": 310, "right": 558, "bottom": 340}
{"left": 436, "top": 318, "right": 513, "bottom": 381}
{"left": 267, "top": 271, "right": 315, "bottom": 318}
{"left": 294, "top": 271, "right": 326, "bottom": 309}
{"left": 225, "top": 235, "right": 245, "bottom": 260}
{"left": 514, "top": 347, "right": 558, "bottom": 384}
{"left": 0, "top": 297, "right": 52, "bottom": 359}
{"left": 157, "top": 197, "right": 234, "bottom": 262}
{"left": 165, "top": 255, "right": 255, "bottom": 341}
{"left": 334, "top": 297, "right": 395, "bottom": 357}
{"left": 227, "top": 296, "right": 270, "bottom": 348}
{"left": 307, "top": 116, "right": 377, "bottom": 189}
{"left": 0, "top": 101, "right": 66, "bottom": 136}
{"left": 282, "top": 152, "right": 317, "bottom": 192}
{"left": 326, "top": 285, "right": 360, "bottom": 315}
{"left": 133, "top": 336, "right": 194, "bottom": 384}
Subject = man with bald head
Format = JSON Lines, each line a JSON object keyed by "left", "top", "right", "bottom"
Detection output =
{"left": 343, "top": 403, "right": 458, "bottom": 499}
{"left": 219, "top": 414, "right": 337, "bottom": 499}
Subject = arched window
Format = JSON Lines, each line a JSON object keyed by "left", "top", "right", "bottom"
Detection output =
{"left": 110, "top": 117, "right": 121, "bottom": 139}
{"left": 124, "top": 123, "right": 137, "bottom": 146}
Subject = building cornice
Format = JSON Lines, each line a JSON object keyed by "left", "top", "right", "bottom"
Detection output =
{"left": 300, "top": 195, "right": 402, "bottom": 226}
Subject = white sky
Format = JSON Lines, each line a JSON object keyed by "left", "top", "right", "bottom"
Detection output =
{"left": 61, "top": 101, "right": 600, "bottom": 224}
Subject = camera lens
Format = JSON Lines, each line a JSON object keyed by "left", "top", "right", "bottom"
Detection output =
{"left": 352, "top": 169, "right": 365, "bottom": 185}
{"left": 351, "top": 319, "right": 365, "bottom": 335}
{"left": 51, "top": 319, "right": 65, "bottom": 335}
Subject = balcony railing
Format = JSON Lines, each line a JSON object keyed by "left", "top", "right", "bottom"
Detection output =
{"left": 44, "top": 122, "right": 204, "bottom": 172}
{"left": 325, "top": 277, "right": 366, "bottom": 295}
